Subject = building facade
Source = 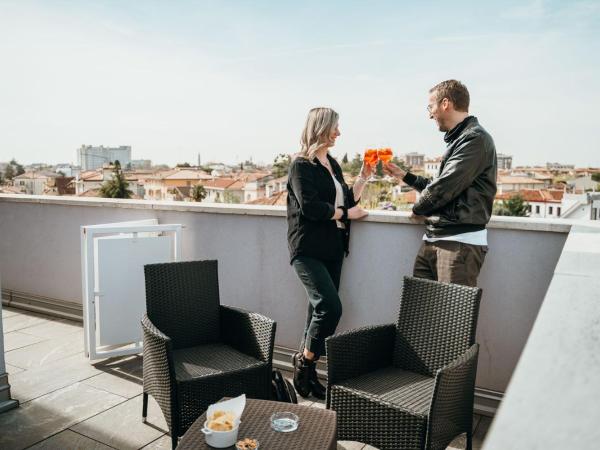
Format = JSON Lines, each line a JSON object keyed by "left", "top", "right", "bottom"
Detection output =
{"left": 423, "top": 157, "right": 442, "bottom": 178}
{"left": 12, "top": 171, "right": 59, "bottom": 195}
{"left": 78, "top": 145, "right": 132, "bottom": 171}
{"left": 497, "top": 154, "right": 513, "bottom": 170}
{"left": 401, "top": 152, "right": 425, "bottom": 169}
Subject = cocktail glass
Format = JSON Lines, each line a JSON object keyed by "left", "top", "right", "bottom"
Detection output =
{"left": 377, "top": 148, "right": 394, "bottom": 182}
{"left": 363, "top": 149, "right": 379, "bottom": 182}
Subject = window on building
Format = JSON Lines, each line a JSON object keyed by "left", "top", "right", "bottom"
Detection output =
{"left": 549, "top": 206, "right": 553, "bottom": 215}
{"left": 593, "top": 208, "right": 598, "bottom": 220}
{"left": 557, "top": 207, "right": 561, "bottom": 217}
{"left": 535, "top": 205, "right": 540, "bottom": 214}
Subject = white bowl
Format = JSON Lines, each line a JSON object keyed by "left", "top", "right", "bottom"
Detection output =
{"left": 202, "top": 420, "right": 240, "bottom": 448}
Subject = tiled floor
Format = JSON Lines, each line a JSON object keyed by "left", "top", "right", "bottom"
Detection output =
{"left": 1, "top": 306, "right": 492, "bottom": 449}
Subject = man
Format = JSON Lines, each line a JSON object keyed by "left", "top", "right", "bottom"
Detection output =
{"left": 384, "top": 80, "right": 497, "bottom": 287}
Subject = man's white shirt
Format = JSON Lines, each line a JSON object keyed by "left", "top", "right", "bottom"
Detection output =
{"left": 422, "top": 229, "right": 487, "bottom": 246}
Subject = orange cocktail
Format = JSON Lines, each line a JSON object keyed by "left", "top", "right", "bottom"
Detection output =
{"left": 363, "top": 149, "right": 379, "bottom": 167}
{"left": 377, "top": 148, "right": 393, "bottom": 164}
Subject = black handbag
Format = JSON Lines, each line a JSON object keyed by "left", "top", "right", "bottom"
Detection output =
{"left": 271, "top": 369, "right": 298, "bottom": 403}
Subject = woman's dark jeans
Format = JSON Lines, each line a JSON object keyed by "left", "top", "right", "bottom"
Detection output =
{"left": 292, "top": 255, "right": 343, "bottom": 359}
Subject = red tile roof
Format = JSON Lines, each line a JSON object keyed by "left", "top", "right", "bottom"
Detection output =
{"left": 496, "top": 189, "right": 564, "bottom": 203}
{"left": 498, "top": 176, "right": 545, "bottom": 185}
{"left": 246, "top": 191, "right": 287, "bottom": 205}
{"left": 202, "top": 178, "right": 243, "bottom": 190}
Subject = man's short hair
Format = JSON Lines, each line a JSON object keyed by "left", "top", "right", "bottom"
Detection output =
{"left": 430, "top": 80, "right": 469, "bottom": 112}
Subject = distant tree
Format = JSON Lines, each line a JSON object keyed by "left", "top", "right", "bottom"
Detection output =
{"left": 176, "top": 162, "right": 191, "bottom": 168}
{"left": 191, "top": 184, "right": 207, "bottom": 202}
{"left": 126, "top": 163, "right": 132, "bottom": 170}
{"left": 99, "top": 161, "right": 133, "bottom": 199}
{"left": 223, "top": 191, "right": 241, "bottom": 204}
{"left": 272, "top": 153, "right": 291, "bottom": 178}
{"left": 0, "top": 170, "right": 4, "bottom": 185}
{"left": 493, "top": 194, "right": 528, "bottom": 217}
{"left": 592, "top": 173, "right": 600, "bottom": 183}
{"left": 242, "top": 159, "right": 256, "bottom": 170}
{"left": 57, "top": 170, "right": 66, "bottom": 177}
{"left": 4, "top": 164, "right": 15, "bottom": 180}
{"left": 153, "top": 164, "right": 171, "bottom": 170}
{"left": 9, "top": 159, "right": 25, "bottom": 176}
{"left": 391, "top": 156, "right": 409, "bottom": 172}
{"left": 347, "top": 153, "right": 363, "bottom": 176}
{"left": 342, "top": 153, "right": 349, "bottom": 164}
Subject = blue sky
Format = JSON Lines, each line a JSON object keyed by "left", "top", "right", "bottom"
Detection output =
{"left": 1, "top": 0, "right": 599, "bottom": 167}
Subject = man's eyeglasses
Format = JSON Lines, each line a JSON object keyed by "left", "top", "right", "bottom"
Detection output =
{"left": 428, "top": 98, "right": 447, "bottom": 113}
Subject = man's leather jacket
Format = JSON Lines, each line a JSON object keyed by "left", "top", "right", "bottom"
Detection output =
{"left": 403, "top": 116, "right": 497, "bottom": 238}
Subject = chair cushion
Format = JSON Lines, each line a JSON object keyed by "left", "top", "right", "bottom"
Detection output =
{"left": 173, "top": 343, "right": 264, "bottom": 382}
{"left": 333, "top": 366, "right": 435, "bottom": 416}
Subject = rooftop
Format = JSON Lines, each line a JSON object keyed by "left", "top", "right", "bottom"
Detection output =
{"left": 1, "top": 194, "right": 599, "bottom": 449}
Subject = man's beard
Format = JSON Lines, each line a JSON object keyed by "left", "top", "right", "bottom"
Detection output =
{"left": 438, "top": 121, "right": 449, "bottom": 132}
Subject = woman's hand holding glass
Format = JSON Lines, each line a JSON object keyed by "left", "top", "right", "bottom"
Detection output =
{"left": 358, "top": 160, "right": 374, "bottom": 180}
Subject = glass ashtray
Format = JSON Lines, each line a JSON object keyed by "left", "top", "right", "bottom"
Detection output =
{"left": 270, "top": 411, "right": 299, "bottom": 432}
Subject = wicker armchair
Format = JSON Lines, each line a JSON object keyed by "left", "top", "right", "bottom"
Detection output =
{"left": 141, "top": 260, "right": 276, "bottom": 449}
{"left": 326, "top": 276, "right": 482, "bottom": 450}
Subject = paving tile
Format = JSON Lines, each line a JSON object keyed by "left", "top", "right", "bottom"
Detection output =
{"left": 82, "top": 355, "right": 143, "bottom": 398}
{"left": 9, "top": 352, "right": 102, "bottom": 403}
{"left": 2, "top": 306, "right": 20, "bottom": 318}
{"left": 26, "top": 429, "right": 114, "bottom": 450}
{"left": 3, "top": 330, "right": 48, "bottom": 352}
{"left": 5, "top": 363, "right": 25, "bottom": 375}
{"left": 473, "top": 416, "right": 493, "bottom": 450}
{"left": 2, "top": 311, "right": 53, "bottom": 333}
{"left": 5, "top": 331, "right": 84, "bottom": 370}
{"left": 71, "top": 394, "right": 168, "bottom": 450}
{"left": 19, "top": 318, "right": 83, "bottom": 339}
{"left": 140, "top": 434, "right": 172, "bottom": 449}
{"left": 337, "top": 441, "right": 365, "bottom": 449}
{"left": 82, "top": 369, "right": 143, "bottom": 399}
{"left": 0, "top": 382, "right": 124, "bottom": 450}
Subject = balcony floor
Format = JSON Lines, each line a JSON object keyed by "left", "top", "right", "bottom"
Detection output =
{"left": 1, "top": 306, "right": 491, "bottom": 449}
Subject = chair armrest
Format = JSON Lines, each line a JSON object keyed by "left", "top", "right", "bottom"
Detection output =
{"left": 426, "top": 343, "right": 479, "bottom": 450}
{"left": 326, "top": 323, "right": 396, "bottom": 387}
{"left": 141, "top": 314, "right": 176, "bottom": 426}
{"left": 220, "top": 305, "right": 276, "bottom": 364}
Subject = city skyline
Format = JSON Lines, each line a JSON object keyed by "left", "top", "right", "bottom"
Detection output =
{"left": 1, "top": 1, "right": 599, "bottom": 167}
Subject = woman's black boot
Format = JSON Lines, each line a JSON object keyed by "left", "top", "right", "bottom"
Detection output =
{"left": 292, "top": 353, "right": 312, "bottom": 398}
{"left": 308, "top": 363, "right": 326, "bottom": 400}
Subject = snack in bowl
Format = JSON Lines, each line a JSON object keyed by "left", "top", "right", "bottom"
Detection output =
{"left": 207, "top": 410, "right": 236, "bottom": 431}
{"left": 236, "top": 438, "right": 259, "bottom": 450}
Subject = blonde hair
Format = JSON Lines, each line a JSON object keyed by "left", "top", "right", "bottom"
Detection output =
{"left": 298, "top": 107, "right": 339, "bottom": 161}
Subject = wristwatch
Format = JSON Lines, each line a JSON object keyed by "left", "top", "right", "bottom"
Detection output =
{"left": 337, "top": 206, "right": 348, "bottom": 221}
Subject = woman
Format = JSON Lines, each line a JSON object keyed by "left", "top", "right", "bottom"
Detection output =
{"left": 287, "top": 107, "right": 370, "bottom": 399}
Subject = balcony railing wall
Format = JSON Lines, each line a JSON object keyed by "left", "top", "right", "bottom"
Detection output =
{"left": 0, "top": 195, "right": 571, "bottom": 414}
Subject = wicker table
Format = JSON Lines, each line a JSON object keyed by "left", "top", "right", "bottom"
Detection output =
{"left": 177, "top": 398, "right": 337, "bottom": 450}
